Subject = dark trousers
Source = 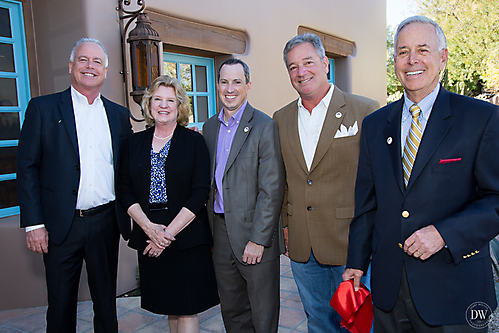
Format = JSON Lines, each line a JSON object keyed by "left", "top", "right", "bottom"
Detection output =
{"left": 212, "top": 214, "right": 280, "bottom": 333}
{"left": 374, "top": 265, "right": 487, "bottom": 333}
{"left": 43, "top": 205, "right": 120, "bottom": 333}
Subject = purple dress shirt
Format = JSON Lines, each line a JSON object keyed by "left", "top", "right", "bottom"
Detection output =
{"left": 214, "top": 101, "right": 247, "bottom": 214}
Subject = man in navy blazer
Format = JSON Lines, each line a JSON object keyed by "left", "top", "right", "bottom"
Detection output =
{"left": 343, "top": 16, "right": 499, "bottom": 331}
{"left": 17, "top": 38, "right": 131, "bottom": 332}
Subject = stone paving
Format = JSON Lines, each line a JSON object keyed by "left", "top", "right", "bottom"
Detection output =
{"left": 2, "top": 254, "right": 499, "bottom": 332}
{"left": 0, "top": 255, "right": 308, "bottom": 333}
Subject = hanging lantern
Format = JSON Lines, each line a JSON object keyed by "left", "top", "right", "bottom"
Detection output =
{"left": 127, "top": 13, "right": 161, "bottom": 105}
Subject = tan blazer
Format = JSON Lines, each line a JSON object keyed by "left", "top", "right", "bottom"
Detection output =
{"left": 273, "top": 87, "right": 379, "bottom": 265}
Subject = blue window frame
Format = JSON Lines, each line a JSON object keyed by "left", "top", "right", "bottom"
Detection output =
{"left": 0, "top": 0, "right": 30, "bottom": 218}
{"left": 163, "top": 53, "right": 216, "bottom": 128}
{"left": 327, "top": 57, "right": 335, "bottom": 84}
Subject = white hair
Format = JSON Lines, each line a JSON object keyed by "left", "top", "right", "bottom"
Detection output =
{"left": 69, "top": 37, "right": 109, "bottom": 68}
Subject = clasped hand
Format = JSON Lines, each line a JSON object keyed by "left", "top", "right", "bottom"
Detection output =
{"left": 143, "top": 222, "right": 175, "bottom": 257}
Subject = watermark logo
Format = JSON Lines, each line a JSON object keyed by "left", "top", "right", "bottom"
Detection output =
{"left": 466, "top": 302, "right": 491, "bottom": 329}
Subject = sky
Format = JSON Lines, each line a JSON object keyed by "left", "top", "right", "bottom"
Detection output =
{"left": 386, "top": 0, "right": 418, "bottom": 28}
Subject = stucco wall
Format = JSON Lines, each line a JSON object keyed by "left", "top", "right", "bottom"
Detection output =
{"left": 78, "top": 0, "right": 386, "bottom": 121}
{"left": 142, "top": 0, "right": 387, "bottom": 113}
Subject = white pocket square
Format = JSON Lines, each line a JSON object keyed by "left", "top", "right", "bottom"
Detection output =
{"left": 334, "top": 121, "right": 358, "bottom": 138}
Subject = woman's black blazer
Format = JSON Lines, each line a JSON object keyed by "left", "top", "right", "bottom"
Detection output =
{"left": 118, "top": 125, "right": 212, "bottom": 251}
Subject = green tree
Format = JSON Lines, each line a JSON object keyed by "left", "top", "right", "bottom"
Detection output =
{"left": 387, "top": 25, "right": 404, "bottom": 103}
{"left": 414, "top": 0, "right": 499, "bottom": 96}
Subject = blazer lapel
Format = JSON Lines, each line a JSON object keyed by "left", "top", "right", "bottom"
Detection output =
{"left": 59, "top": 88, "right": 79, "bottom": 155}
{"left": 204, "top": 115, "right": 221, "bottom": 184}
{"left": 224, "top": 104, "right": 253, "bottom": 175}
{"left": 383, "top": 98, "right": 404, "bottom": 193}
{"left": 406, "top": 88, "right": 451, "bottom": 192}
{"left": 309, "top": 87, "right": 345, "bottom": 173}
{"left": 286, "top": 102, "right": 309, "bottom": 174}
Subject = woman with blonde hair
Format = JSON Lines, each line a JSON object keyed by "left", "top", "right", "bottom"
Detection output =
{"left": 118, "top": 76, "right": 219, "bottom": 333}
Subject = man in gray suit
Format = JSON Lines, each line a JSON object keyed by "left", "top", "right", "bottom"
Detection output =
{"left": 203, "top": 58, "right": 285, "bottom": 333}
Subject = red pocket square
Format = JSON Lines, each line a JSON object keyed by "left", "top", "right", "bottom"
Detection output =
{"left": 330, "top": 280, "right": 373, "bottom": 333}
{"left": 439, "top": 158, "right": 461, "bottom": 164}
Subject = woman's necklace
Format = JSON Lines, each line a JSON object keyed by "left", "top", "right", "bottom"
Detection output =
{"left": 153, "top": 132, "right": 173, "bottom": 140}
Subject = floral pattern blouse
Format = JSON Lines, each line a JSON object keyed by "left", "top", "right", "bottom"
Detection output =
{"left": 149, "top": 140, "right": 171, "bottom": 203}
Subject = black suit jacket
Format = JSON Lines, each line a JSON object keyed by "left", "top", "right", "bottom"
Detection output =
{"left": 117, "top": 125, "right": 212, "bottom": 252}
{"left": 17, "top": 88, "right": 132, "bottom": 244}
{"left": 346, "top": 87, "right": 499, "bottom": 325}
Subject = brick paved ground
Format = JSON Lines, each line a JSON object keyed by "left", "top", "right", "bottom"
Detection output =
{"left": 0, "top": 255, "right": 307, "bottom": 333}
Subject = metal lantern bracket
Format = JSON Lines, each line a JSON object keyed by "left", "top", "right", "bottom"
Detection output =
{"left": 117, "top": 0, "right": 162, "bottom": 122}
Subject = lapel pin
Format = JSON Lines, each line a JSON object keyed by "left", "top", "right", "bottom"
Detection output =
{"left": 244, "top": 126, "right": 249, "bottom": 133}
{"left": 387, "top": 137, "right": 393, "bottom": 144}
{"left": 335, "top": 112, "right": 342, "bottom": 119}
{"left": 58, "top": 120, "right": 62, "bottom": 123}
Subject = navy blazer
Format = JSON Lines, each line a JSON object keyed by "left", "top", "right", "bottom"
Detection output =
{"left": 117, "top": 125, "right": 212, "bottom": 252}
{"left": 347, "top": 87, "right": 499, "bottom": 325}
{"left": 17, "top": 88, "right": 132, "bottom": 244}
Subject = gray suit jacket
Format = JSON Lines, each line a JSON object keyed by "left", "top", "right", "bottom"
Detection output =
{"left": 203, "top": 103, "right": 285, "bottom": 263}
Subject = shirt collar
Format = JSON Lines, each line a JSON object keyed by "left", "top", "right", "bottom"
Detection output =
{"left": 297, "top": 83, "right": 335, "bottom": 111}
{"left": 71, "top": 86, "right": 102, "bottom": 106}
{"left": 218, "top": 100, "right": 247, "bottom": 126}
{"left": 403, "top": 83, "right": 440, "bottom": 121}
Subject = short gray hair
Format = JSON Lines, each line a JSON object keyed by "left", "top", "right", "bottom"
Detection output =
{"left": 394, "top": 15, "right": 447, "bottom": 53}
{"left": 283, "top": 33, "right": 326, "bottom": 67}
{"left": 69, "top": 37, "right": 109, "bottom": 68}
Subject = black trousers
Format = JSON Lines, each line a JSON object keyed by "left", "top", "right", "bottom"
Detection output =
{"left": 374, "top": 265, "right": 488, "bottom": 333}
{"left": 43, "top": 205, "right": 120, "bottom": 333}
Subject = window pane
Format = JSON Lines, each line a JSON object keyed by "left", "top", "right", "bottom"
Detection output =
{"left": 195, "top": 65, "right": 207, "bottom": 92}
{"left": 164, "top": 62, "right": 177, "bottom": 79}
{"left": 0, "top": 78, "right": 18, "bottom": 106}
{"left": 0, "top": 7, "right": 11, "bottom": 38}
{"left": 0, "top": 112, "right": 19, "bottom": 139}
{"left": 0, "top": 43, "right": 15, "bottom": 72}
{"left": 179, "top": 63, "right": 192, "bottom": 92}
{"left": 0, "top": 146, "right": 17, "bottom": 174}
{"left": 188, "top": 96, "right": 194, "bottom": 123}
{"left": 0, "top": 179, "right": 18, "bottom": 209}
{"left": 197, "top": 96, "right": 208, "bottom": 122}
{"left": 327, "top": 58, "right": 335, "bottom": 84}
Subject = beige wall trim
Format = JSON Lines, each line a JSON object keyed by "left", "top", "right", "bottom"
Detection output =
{"left": 147, "top": 10, "right": 246, "bottom": 56}
{"left": 298, "top": 26, "right": 355, "bottom": 58}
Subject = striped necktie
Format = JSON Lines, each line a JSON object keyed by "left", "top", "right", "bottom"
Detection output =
{"left": 402, "top": 104, "right": 422, "bottom": 188}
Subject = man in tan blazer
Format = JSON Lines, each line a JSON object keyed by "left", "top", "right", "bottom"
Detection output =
{"left": 273, "top": 34, "right": 379, "bottom": 333}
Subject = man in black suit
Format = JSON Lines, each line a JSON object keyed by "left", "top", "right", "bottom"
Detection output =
{"left": 17, "top": 38, "right": 131, "bottom": 332}
{"left": 343, "top": 16, "right": 499, "bottom": 332}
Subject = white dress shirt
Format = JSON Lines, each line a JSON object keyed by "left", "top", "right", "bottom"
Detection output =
{"left": 26, "top": 86, "right": 114, "bottom": 232}
{"left": 298, "top": 84, "right": 335, "bottom": 171}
